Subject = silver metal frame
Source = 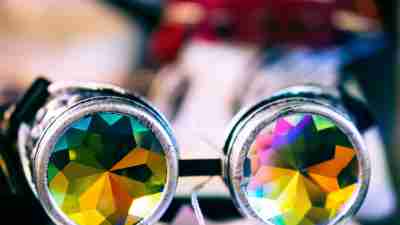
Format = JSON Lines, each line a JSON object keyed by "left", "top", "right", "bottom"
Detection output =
{"left": 224, "top": 87, "right": 370, "bottom": 225}
{"left": 19, "top": 83, "right": 179, "bottom": 225}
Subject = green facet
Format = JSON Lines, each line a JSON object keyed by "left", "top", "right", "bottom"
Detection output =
{"left": 244, "top": 113, "right": 359, "bottom": 225}
{"left": 47, "top": 112, "right": 168, "bottom": 225}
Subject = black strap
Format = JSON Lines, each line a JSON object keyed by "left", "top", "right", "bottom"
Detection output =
{"left": 7, "top": 78, "right": 51, "bottom": 139}
{"left": 3, "top": 78, "right": 50, "bottom": 194}
{"left": 179, "top": 159, "right": 223, "bottom": 177}
{"left": 0, "top": 78, "right": 51, "bottom": 223}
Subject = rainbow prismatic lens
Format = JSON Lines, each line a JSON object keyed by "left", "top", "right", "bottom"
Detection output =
{"left": 47, "top": 112, "right": 168, "bottom": 225}
{"left": 225, "top": 86, "right": 369, "bottom": 225}
{"left": 16, "top": 84, "right": 177, "bottom": 225}
{"left": 242, "top": 113, "right": 359, "bottom": 225}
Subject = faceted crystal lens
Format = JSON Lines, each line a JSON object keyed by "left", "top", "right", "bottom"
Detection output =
{"left": 47, "top": 112, "right": 168, "bottom": 225}
{"left": 243, "top": 113, "right": 359, "bottom": 225}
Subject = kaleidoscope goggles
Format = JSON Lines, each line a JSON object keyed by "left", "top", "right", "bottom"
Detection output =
{"left": 0, "top": 79, "right": 371, "bottom": 225}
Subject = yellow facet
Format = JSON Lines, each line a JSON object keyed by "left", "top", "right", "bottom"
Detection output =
{"left": 244, "top": 114, "right": 359, "bottom": 225}
{"left": 48, "top": 112, "right": 168, "bottom": 225}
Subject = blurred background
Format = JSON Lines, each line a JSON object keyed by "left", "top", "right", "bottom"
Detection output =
{"left": 0, "top": 0, "right": 397, "bottom": 225}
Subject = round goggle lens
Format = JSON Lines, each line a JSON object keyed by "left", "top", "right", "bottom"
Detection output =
{"left": 242, "top": 113, "right": 359, "bottom": 225}
{"left": 47, "top": 112, "right": 168, "bottom": 225}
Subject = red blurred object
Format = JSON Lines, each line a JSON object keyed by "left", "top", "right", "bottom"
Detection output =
{"left": 261, "top": 1, "right": 337, "bottom": 47}
{"left": 151, "top": 24, "right": 189, "bottom": 64}
{"left": 151, "top": 0, "right": 378, "bottom": 63}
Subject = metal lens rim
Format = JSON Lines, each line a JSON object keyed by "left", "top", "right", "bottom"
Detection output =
{"left": 34, "top": 96, "right": 179, "bottom": 225}
{"left": 225, "top": 101, "right": 370, "bottom": 225}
